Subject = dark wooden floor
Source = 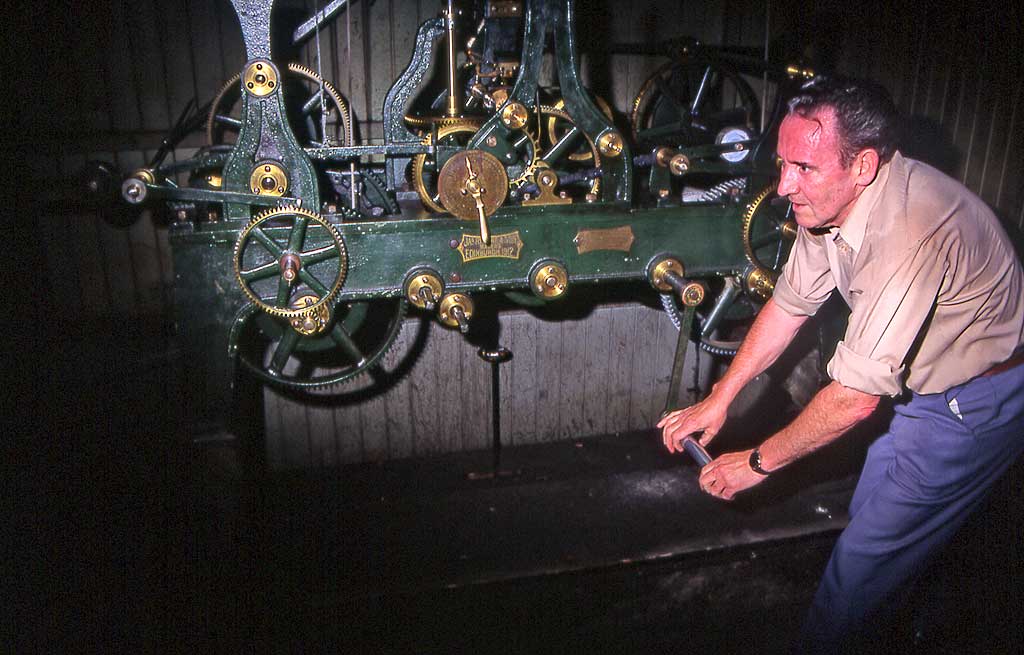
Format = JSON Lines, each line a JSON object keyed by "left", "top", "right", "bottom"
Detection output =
{"left": 15, "top": 325, "right": 1024, "bottom": 653}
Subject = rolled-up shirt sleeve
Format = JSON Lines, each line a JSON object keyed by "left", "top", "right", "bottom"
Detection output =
{"left": 772, "top": 228, "right": 836, "bottom": 317}
{"left": 827, "top": 239, "right": 947, "bottom": 396}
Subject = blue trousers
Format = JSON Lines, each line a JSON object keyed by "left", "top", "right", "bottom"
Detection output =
{"left": 799, "top": 363, "right": 1024, "bottom": 652}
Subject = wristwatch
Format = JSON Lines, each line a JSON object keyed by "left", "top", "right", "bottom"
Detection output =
{"left": 749, "top": 448, "right": 771, "bottom": 476}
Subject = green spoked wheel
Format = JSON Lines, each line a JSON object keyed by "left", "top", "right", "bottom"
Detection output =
{"left": 229, "top": 298, "right": 407, "bottom": 389}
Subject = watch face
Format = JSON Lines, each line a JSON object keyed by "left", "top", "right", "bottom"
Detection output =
{"left": 749, "top": 449, "right": 768, "bottom": 475}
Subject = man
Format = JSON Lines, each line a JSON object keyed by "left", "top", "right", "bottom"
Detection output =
{"left": 657, "top": 76, "right": 1024, "bottom": 650}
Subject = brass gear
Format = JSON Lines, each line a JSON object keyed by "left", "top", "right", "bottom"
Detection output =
{"left": 741, "top": 182, "right": 795, "bottom": 298}
{"left": 207, "top": 62, "right": 353, "bottom": 146}
{"left": 534, "top": 105, "right": 601, "bottom": 197}
{"left": 412, "top": 123, "right": 481, "bottom": 213}
{"left": 233, "top": 205, "right": 347, "bottom": 319}
{"left": 403, "top": 115, "right": 485, "bottom": 132}
{"left": 629, "top": 61, "right": 673, "bottom": 143}
{"left": 546, "top": 97, "right": 614, "bottom": 162}
{"left": 505, "top": 125, "right": 542, "bottom": 189}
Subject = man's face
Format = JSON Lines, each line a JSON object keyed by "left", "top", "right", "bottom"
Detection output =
{"left": 776, "top": 109, "right": 862, "bottom": 229}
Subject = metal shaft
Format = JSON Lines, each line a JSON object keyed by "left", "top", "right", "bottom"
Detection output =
{"left": 445, "top": 0, "right": 459, "bottom": 117}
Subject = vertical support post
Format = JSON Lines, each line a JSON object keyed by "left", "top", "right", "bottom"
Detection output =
{"left": 476, "top": 347, "right": 513, "bottom": 478}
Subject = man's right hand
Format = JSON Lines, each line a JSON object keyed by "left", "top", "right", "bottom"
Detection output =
{"left": 657, "top": 395, "right": 729, "bottom": 454}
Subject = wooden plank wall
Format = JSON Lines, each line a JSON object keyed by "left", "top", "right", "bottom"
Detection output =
{"left": 21, "top": 0, "right": 1024, "bottom": 465}
{"left": 263, "top": 303, "right": 694, "bottom": 468}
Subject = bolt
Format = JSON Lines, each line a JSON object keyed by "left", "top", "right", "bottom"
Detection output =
{"left": 559, "top": 191, "right": 568, "bottom": 199}
{"left": 523, "top": 193, "right": 532, "bottom": 201}
{"left": 585, "top": 193, "right": 597, "bottom": 203}
{"left": 486, "top": 135, "right": 497, "bottom": 147}
{"left": 449, "top": 239, "right": 459, "bottom": 248}
{"left": 450, "top": 272, "right": 461, "bottom": 283}
{"left": 658, "top": 188, "right": 670, "bottom": 198}
{"left": 177, "top": 209, "right": 188, "bottom": 221}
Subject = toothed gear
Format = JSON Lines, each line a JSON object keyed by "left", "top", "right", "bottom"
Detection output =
{"left": 229, "top": 298, "right": 408, "bottom": 389}
{"left": 505, "top": 126, "right": 541, "bottom": 189}
{"left": 207, "top": 62, "right": 353, "bottom": 146}
{"left": 534, "top": 105, "right": 602, "bottom": 197}
{"left": 412, "top": 124, "right": 480, "bottom": 213}
{"left": 741, "top": 182, "right": 785, "bottom": 276}
{"left": 233, "top": 205, "right": 347, "bottom": 319}
{"left": 403, "top": 115, "right": 485, "bottom": 131}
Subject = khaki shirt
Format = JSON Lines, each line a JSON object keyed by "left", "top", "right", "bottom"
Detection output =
{"left": 773, "top": 152, "right": 1024, "bottom": 396}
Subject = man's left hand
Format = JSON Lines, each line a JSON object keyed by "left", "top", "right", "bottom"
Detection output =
{"left": 698, "top": 449, "right": 767, "bottom": 500}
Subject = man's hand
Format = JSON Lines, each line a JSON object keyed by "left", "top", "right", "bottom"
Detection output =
{"left": 657, "top": 395, "right": 729, "bottom": 453}
{"left": 698, "top": 449, "right": 766, "bottom": 500}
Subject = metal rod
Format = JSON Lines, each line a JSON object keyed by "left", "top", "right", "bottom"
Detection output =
{"left": 292, "top": 0, "right": 351, "bottom": 46}
{"left": 445, "top": 0, "right": 459, "bottom": 117}
{"left": 760, "top": 0, "right": 770, "bottom": 135}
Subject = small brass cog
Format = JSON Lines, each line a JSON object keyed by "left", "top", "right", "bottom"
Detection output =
{"left": 289, "top": 294, "right": 332, "bottom": 335}
{"left": 233, "top": 205, "right": 347, "bottom": 319}
{"left": 505, "top": 126, "right": 542, "bottom": 189}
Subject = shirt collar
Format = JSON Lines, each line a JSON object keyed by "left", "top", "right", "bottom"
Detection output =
{"left": 835, "top": 151, "right": 900, "bottom": 251}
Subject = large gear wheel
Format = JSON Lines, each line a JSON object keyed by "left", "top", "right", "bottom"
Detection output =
{"left": 233, "top": 206, "right": 347, "bottom": 319}
{"left": 412, "top": 121, "right": 540, "bottom": 212}
{"left": 207, "top": 62, "right": 353, "bottom": 147}
{"left": 545, "top": 96, "right": 614, "bottom": 163}
{"left": 411, "top": 124, "right": 480, "bottom": 213}
{"left": 741, "top": 182, "right": 797, "bottom": 299}
{"left": 629, "top": 56, "right": 758, "bottom": 147}
{"left": 230, "top": 298, "right": 408, "bottom": 389}
{"left": 526, "top": 105, "right": 602, "bottom": 198}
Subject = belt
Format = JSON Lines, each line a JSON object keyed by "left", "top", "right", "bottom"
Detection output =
{"left": 981, "top": 350, "right": 1024, "bottom": 377}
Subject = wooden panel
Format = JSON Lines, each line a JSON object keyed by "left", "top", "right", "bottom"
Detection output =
{"left": 261, "top": 301, "right": 699, "bottom": 468}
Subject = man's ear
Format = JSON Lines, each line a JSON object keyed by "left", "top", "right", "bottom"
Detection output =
{"left": 852, "top": 149, "right": 880, "bottom": 186}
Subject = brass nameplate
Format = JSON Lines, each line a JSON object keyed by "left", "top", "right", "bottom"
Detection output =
{"left": 457, "top": 231, "right": 524, "bottom": 263}
{"left": 574, "top": 225, "right": 635, "bottom": 254}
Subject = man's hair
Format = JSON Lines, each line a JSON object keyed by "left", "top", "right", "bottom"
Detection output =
{"left": 787, "top": 76, "right": 898, "bottom": 167}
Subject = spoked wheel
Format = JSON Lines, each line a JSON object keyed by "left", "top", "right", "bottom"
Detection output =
{"left": 660, "top": 276, "right": 758, "bottom": 356}
{"left": 630, "top": 56, "right": 759, "bottom": 147}
{"left": 509, "top": 105, "right": 602, "bottom": 203}
{"left": 230, "top": 298, "right": 408, "bottom": 389}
